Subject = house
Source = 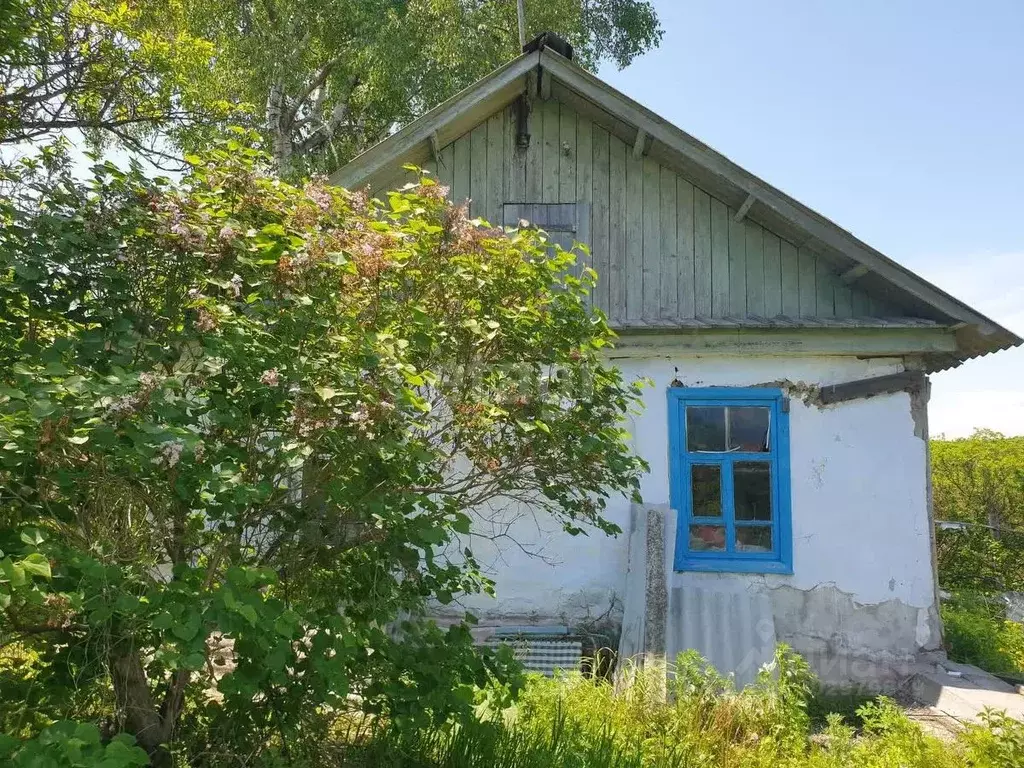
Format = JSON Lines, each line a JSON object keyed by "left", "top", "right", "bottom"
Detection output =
{"left": 330, "top": 34, "right": 1021, "bottom": 688}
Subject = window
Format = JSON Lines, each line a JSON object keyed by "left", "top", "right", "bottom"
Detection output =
{"left": 668, "top": 388, "right": 793, "bottom": 574}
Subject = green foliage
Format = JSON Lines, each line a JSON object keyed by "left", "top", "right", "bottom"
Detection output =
{"left": 0, "top": 0, "right": 227, "bottom": 162}
{"left": 339, "top": 646, "right": 1024, "bottom": 768}
{"left": 2, "top": 0, "right": 662, "bottom": 173}
{"left": 961, "top": 710, "right": 1024, "bottom": 768}
{"left": 0, "top": 135, "right": 646, "bottom": 763}
{"left": 941, "top": 595, "right": 1024, "bottom": 678}
{"left": 175, "top": 0, "right": 663, "bottom": 172}
{"left": 0, "top": 723, "right": 149, "bottom": 767}
{"left": 805, "top": 682, "right": 876, "bottom": 731}
{"left": 932, "top": 429, "right": 1024, "bottom": 535}
{"left": 935, "top": 525, "right": 1024, "bottom": 596}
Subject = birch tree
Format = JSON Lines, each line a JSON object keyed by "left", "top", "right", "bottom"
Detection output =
{"left": 173, "top": 0, "right": 662, "bottom": 173}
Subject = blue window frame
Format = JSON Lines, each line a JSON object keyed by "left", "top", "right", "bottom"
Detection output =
{"left": 668, "top": 387, "right": 793, "bottom": 574}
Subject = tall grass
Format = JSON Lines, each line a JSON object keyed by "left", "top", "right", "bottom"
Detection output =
{"left": 942, "top": 593, "right": 1024, "bottom": 679}
{"left": 336, "top": 645, "right": 1024, "bottom": 768}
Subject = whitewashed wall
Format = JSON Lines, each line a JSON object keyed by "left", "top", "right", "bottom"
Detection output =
{"left": 454, "top": 352, "right": 936, "bottom": 636}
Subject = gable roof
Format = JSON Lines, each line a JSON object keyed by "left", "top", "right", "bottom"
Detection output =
{"left": 330, "top": 44, "right": 1020, "bottom": 370}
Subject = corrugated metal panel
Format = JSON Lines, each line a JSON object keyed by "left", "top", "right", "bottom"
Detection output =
{"left": 666, "top": 584, "right": 776, "bottom": 689}
{"left": 483, "top": 637, "right": 582, "bottom": 677}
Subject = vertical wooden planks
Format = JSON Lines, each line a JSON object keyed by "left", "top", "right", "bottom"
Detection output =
{"left": 541, "top": 99, "right": 560, "bottom": 203}
{"left": 710, "top": 198, "right": 729, "bottom": 317}
{"left": 502, "top": 106, "right": 521, "bottom": 204}
{"left": 762, "top": 230, "right": 782, "bottom": 317}
{"left": 452, "top": 134, "right": 471, "bottom": 208}
{"left": 780, "top": 239, "right": 800, "bottom": 316}
{"left": 676, "top": 178, "right": 695, "bottom": 318}
{"left": 591, "top": 125, "right": 610, "bottom": 315}
{"left": 484, "top": 112, "right": 504, "bottom": 225}
{"left": 469, "top": 122, "right": 487, "bottom": 219}
{"left": 728, "top": 212, "right": 746, "bottom": 316}
{"left": 642, "top": 157, "right": 661, "bottom": 320}
{"left": 797, "top": 246, "right": 817, "bottom": 316}
{"left": 524, "top": 101, "right": 543, "bottom": 201}
{"left": 609, "top": 134, "right": 627, "bottom": 323}
{"left": 815, "top": 255, "right": 835, "bottom": 316}
{"left": 834, "top": 282, "right": 853, "bottom": 318}
{"left": 576, "top": 115, "right": 594, "bottom": 303}
{"left": 576, "top": 116, "right": 593, "bottom": 210}
{"left": 744, "top": 221, "right": 764, "bottom": 317}
{"left": 437, "top": 143, "right": 455, "bottom": 200}
{"left": 693, "top": 188, "right": 712, "bottom": 316}
{"left": 851, "top": 288, "right": 870, "bottom": 317}
{"left": 558, "top": 103, "right": 577, "bottom": 204}
{"left": 624, "top": 145, "right": 644, "bottom": 321}
{"left": 659, "top": 168, "right": 677, "bottom": 318}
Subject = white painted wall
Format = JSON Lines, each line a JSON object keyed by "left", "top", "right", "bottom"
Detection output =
{"left": 455, "top": 351, "right": 936, "bottom": 631}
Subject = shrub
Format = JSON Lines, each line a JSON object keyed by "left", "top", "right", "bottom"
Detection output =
{"left": 942, "top": 595, "right": 1024, "bottom": 678}
{"left": 0, "top": 137, "right": 647, "bottom": 764}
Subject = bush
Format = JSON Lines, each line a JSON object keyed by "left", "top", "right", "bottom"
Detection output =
{"left": 942, "top": 595, "right": 1024, "bottom": 678}
{"left": 0, "top": 137, "right": 647, "bottom": 765}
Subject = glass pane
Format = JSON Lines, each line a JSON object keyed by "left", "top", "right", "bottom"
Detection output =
{"left": 690, "top": 465, "right": 722, "bottom": 518}
{"left": 734, "top": 462, "right": 772, "bottom": 521}
{"left": 687, "top": 407, "right": 725, "bottom": 452}
{"left": 736, "top": 526, "right": 773, "bottom": 553}
{"left": 689, "top": 525, "right": 726, "bottom": 552}
{"left": 729, "top": 407, "right": 771, "bottom": 452}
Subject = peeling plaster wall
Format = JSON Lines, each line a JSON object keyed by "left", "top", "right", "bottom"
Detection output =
{"left": 454, "top": 352, "right": 939, "bottom": 682}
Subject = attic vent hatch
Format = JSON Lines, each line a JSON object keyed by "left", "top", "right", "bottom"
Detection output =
{"left": 522, "top": 31, "right": 574, "bottom": 61}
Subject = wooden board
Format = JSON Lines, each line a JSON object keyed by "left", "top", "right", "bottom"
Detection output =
{"left": 763, "top": 230, "right": 782, "bottom": 318}
{"left": 624, "top": 144, "right": 644, "bottom": 321}
{"left": 642, "top": 157, "right": 661, "bottom": 320}
{"left": 659, "top": 167, "right": 678, "bottom": 318}
{"left": 693, "top": 188, "right": 712, "bottom": 316}
{"left": 676, "top": 178, "right": 696, "bottom": 319}
{"left": 710, "top": 197, "right": 729, "bottom": 317}
{"left": 426, "top": 93, "right": 917, "bottom": 330}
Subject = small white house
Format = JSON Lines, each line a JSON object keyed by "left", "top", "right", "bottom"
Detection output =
{"left": 332, "top": 35, "right": 1020, "bottom": 687}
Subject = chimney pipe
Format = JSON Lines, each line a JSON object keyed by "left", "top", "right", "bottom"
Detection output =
{"left": 522, "top": 31, "right": 574, "bottom": 61}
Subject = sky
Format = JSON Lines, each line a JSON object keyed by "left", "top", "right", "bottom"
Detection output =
{"left": 596, "top": 0, "right": 1024, "bottom": 438}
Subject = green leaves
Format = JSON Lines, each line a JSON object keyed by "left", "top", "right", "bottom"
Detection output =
{"left": 0, "top": 141, "right": 647, "bottom": 762}
{"left": 1, "top": 722, "right": 149, "bottom": 767}
{"left": 19, "top": 553, "right": 51, "bottom": 580}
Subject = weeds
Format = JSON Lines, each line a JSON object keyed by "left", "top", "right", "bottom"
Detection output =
{"left": 942, "top": 594, "right": 1024, "bottom": 678}
{"left": 342, "top": 645, "right": 1024, "bottom": 768}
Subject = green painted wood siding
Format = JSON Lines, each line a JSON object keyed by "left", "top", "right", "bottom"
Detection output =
{"left": 377, "top": 97, "right": 895, "bottom": 323}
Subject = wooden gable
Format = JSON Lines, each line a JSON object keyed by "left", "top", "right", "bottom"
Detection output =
{"left": 333, "top": 44, "right": 1019, "bottom": 368}
{"left": 375, "top": 95, "right": 901, "bottom": 329}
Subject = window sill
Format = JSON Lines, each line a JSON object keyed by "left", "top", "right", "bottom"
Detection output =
{"left": 674, "top": 557, "right": 793, "bottom": 575}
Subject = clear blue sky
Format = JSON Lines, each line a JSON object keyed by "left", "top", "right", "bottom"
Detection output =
{"left": 598, "top": 0, "right": 1024, "bottom": 438}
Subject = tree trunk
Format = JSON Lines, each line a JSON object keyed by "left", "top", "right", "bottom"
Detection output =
{"left": 266, "top": 80, "right": 292, "bottom": 173}
{"left": 111, "top": 647, "right": 190, "bottom": 767}
{"left": 112, "top": 648, "right": 171, "bottom": 767}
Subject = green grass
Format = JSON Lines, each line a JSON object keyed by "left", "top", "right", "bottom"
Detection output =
{"left": 942, "top": 594, "right": 1024, "bottom": 679}
{"left": 334, "top": 646, "right": 1024, "bottom": 768}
